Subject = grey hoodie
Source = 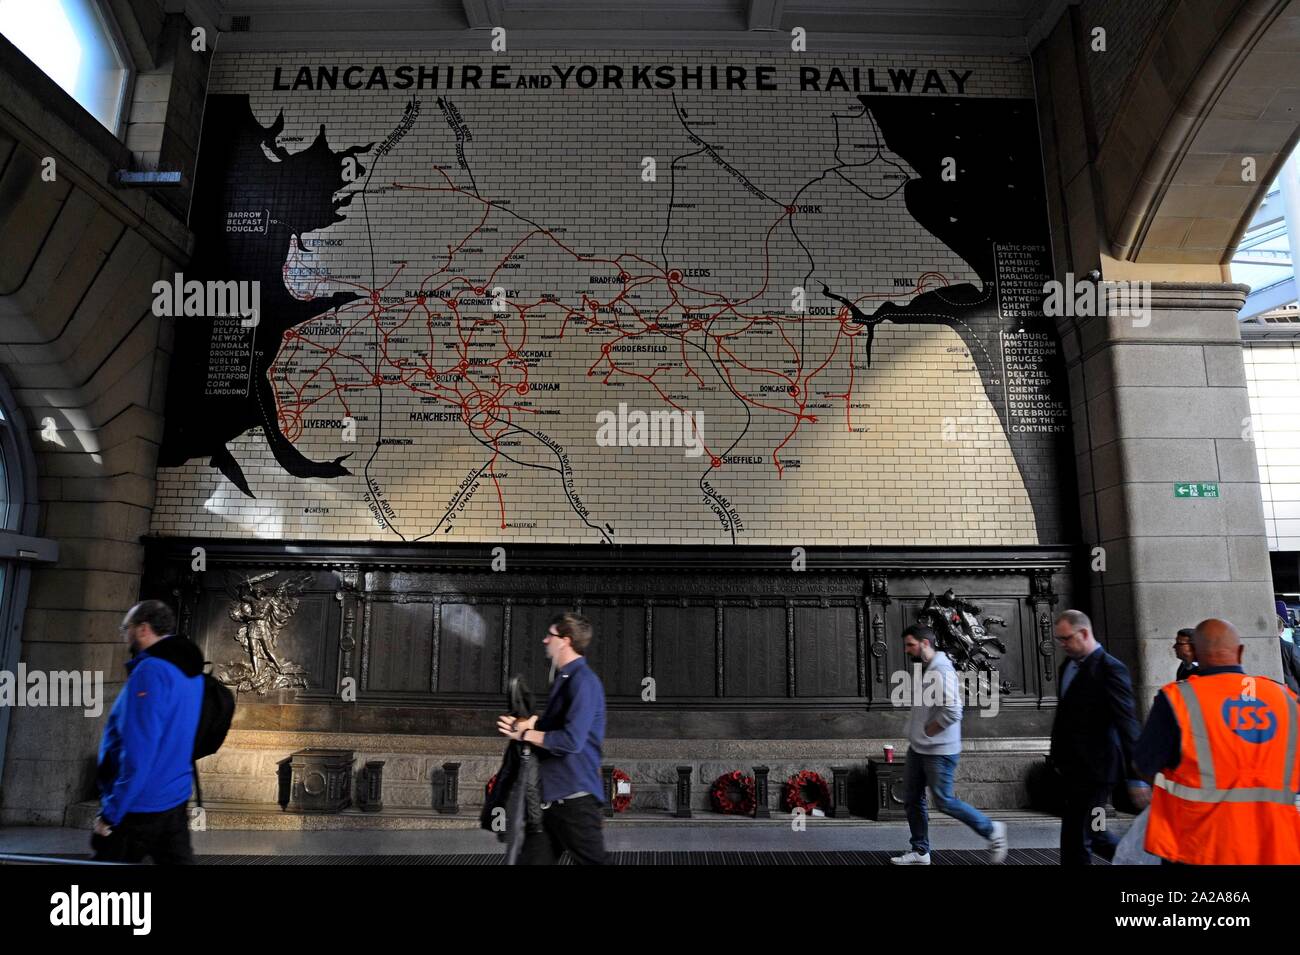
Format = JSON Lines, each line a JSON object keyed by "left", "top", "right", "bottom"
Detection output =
{"left": 904, "top": 650, "right": 963, "bottom": 756}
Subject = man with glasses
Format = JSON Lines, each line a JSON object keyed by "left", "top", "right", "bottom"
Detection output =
{"left": 1048, "top": 609, "right": 1148, "bottom": 864}
{"left": 1173, "top": 628, "right": 1198, "bottom": 681}
{"left": 93, "top": 600, "right": 204, "bottom": 864}
{"left": 496, "top": 611, "right": 607, "bottom": 864}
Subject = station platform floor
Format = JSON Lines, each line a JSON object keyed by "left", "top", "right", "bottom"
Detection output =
{"left": 0, "top": 810, "right": 1131, "bottom": 864}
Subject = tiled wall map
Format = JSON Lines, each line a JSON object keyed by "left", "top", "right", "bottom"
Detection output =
{"left": 151, "top": 52, "right": 1073, "bottom": 546}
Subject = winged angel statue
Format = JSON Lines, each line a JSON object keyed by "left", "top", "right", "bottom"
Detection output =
{"left": 219, "top": 572, "right": 312, "bottom": 695}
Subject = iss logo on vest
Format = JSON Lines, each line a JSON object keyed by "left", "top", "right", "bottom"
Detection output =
{"left": 1221, "top": 695, "right": 1278, "bottom": 744}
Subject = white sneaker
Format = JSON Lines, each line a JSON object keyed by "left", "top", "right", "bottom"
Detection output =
{"left": 890, "top": 850, "right": 931, "bottom": 865}
{"left": 987, "top": 820, "right": 1008, "bottom": 864}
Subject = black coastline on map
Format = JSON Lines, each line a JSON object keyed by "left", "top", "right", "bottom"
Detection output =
{"left": 157, "top": 94, "right": 373, "bottom": 496}
{"left": 820, "top": 95, "right": 1075, "bottom": 542}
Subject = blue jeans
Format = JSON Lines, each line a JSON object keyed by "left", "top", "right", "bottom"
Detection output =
{"left": 904, "top": 752, "right": 993, "bottom": 854}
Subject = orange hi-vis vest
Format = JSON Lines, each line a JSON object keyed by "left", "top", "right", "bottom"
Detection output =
{"left": 1145, "top": 671, "right": 1300, "bottom": 864}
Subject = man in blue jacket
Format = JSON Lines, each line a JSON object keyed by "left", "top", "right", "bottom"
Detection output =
{"left": 497, "top": 611, "right": 607, "bottom": 865}
{"left": 93, "top": 600, "right": 205, "bottom": 864}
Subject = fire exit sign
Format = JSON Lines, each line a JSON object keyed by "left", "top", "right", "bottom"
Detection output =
{"left": 1174, "top": 483, "right": 1220, "bottom": 498}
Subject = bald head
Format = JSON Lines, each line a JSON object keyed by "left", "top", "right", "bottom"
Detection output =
{"left": 1192, "top": 618, "right": 1245, "bottom": 667}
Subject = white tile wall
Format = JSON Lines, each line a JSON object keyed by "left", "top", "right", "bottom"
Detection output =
{"left": 151, "top": 50, "right": 1054, "bottom": 546}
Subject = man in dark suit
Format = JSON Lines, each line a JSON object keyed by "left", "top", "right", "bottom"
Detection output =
{"left": 1173, "top": 628, "right": 1198, "bottom": 681}
{"left": 1048, "top": 609, "right": 1149, "bottom": 865}
{"left": 1279, "top": 615, "right": 1300, "bottom": 694}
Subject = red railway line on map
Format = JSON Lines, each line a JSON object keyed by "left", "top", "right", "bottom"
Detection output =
{"left": 269, "top": 162, "right": 950, "bottom": 532}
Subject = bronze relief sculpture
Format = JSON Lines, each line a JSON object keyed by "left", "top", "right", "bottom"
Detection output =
{"left": 219, "top": 572, "right": 312, "bottom": 694}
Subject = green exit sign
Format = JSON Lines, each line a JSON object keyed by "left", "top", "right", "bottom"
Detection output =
{"left": 1174, "top": 483, "right": 1220, "bottom": 498}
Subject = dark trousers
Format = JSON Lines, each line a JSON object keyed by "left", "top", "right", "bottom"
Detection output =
{"left": 91, "top": 803, "right": 194, "bottom": 865}
{"left": 519, "top": 795, "right": 607, "bottom": 865}
{"left": 1059, "top": 780, "right": 1118, "bottom": 866}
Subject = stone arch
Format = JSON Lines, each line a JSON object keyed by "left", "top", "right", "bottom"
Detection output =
{"left": 1031, "top": 1, "right": 1293, "bottom": 712}
{"left": 1098, "top": 0, "right": 1300, "bottom": 265}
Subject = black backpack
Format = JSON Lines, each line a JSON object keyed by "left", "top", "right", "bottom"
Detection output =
{"left": 191, "top": 671, "right": 236, "bottom": 808}
{"left": 194, "top": 672, "right": 235, "bottom": 761}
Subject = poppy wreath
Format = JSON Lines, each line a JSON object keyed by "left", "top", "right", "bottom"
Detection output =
{"left": 784, "top": 770, "right": 830, "bottom": 813}
{"left": 611, "top": 768, "right": 632, "bottom": 813}
{"left": 710, "top": 770, "right": 756, "bottom": 815}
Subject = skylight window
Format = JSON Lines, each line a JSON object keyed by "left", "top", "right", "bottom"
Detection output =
{"left": 0, "top": 0, "right": 130, "bottom": 134}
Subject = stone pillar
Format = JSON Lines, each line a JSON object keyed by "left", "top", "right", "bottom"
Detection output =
{"left": 830, "top": 766, "right": 850, "bottom": 818}
{"left": 1063, "top": 283, "right": 1279, "bottom": 712}
{"left": 674, "top": 766, "right": 692, "bottom": 818}
{"left": 358, "top": 760, "right": 385, "bottom": 812}
{"left": 124, "top": 13, "right": 212, "bottom": 219}
{"left": 752, "top": 765, "right": 771, "bottom": 819}
{"left": 438, "top": 762, "right": 461, "bottom": 814}
{"left": 601, "top": 765, "right": 615, "bottom": 817}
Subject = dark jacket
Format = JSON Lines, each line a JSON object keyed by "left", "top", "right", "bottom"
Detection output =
{"left": 480, "top": 740, "right": 542, "bottom": 862}
{"left": 1135, "top": 664, "right": 1246, "bottom": 778}
{"left": 480, "top": 675, "right": 542, "bottom": 864}
{"left": 1280, "top": 638, "right": 1300, "bottom": 695}
{"left": 1049, "top": 646, "right": 1142, "bottom": 786}
{"left": 97, "top": 635, "right": 205, "bottom": 825}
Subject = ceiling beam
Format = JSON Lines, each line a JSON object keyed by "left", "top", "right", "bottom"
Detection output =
{"left": 462, "top": 0, "right": 502, "bottom": 29}
{"left": 1248, "top": 190, "right": 1284, "bottom": 232}
{"left": 217, "top": 28, "right": 1029, "bottom": 55}
{"left": 1023, "top": 0, "right": 1074, "bottom": 51}
{"left": 166, "top": 0, "right": 222, "bottom": 36}
{"left": 747, "top": 0, "right": 784, "bottom": 32}
{"left": 108, "top": 0, "right": 158, "bottom": 70}
{"left": 1242, "top": 275, "right": 1297, "bottom": 320}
